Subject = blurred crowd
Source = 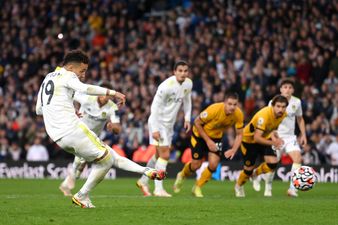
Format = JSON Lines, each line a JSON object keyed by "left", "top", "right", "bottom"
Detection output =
{"left": 0, "top": 0, "right": 337, "bottom": 165}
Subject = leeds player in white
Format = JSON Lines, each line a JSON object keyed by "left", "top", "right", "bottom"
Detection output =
{"left": 252, "top": 79, "right": 307, "bottom": 197}
{"left": 59, "top": 81, "right": 121, "bottom": 197}
{"left": 137, "top": 61, "right": 192, "bottom": 197}
{"left": 36, "top": 50, "right": 165, "bottom": 208}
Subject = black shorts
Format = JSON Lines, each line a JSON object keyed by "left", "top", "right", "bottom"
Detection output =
{"left": 240, "top": 142, "right": 276, "bottom": 167}
{"left": 190, "top": 133, "right": 223, "bottom": 160}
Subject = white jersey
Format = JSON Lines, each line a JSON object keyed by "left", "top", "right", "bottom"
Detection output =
{"left": 148, "top": 76, "right": 192, "bottom": 132}
{"left": 36, "top": 68, "right": 109, "bottom": 142}
{"left": 269, "top": 96, "right": 302, "bottom": 137}
{"left": 74, "top": 92, "right": 119, "bottom": 135}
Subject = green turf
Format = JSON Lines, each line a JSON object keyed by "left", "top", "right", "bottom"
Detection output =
{"left": 0, "top": 178, "right": 337, "bottom": 225}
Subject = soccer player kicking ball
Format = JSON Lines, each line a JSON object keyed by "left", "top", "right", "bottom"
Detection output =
{"left": 173, "top": 93, "right": 244, "bottom": 197}
{"left": 59, "top": 81, "right": 122, "bottom": 197}
{"left": 235, "top": 95, "right": 288, "bottom": 197}
{"left": 36, "top": 50, "right": 165, "bottom": 208}
{"left": 136, "top": 61, "right": 192, "bottom": 197}
{"left": 252, "top": 79, "right": 307, "bottom": 197}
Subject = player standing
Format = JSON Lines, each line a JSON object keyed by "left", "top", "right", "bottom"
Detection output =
{"left": 36, "top": 50, "right": 165, "bottom": 208}
{"left": 136, "top": 61, "right": 192, "bottom": 197}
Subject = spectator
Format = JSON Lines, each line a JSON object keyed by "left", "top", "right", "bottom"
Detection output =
{"left": 326, "top": 134, "right": 338, "bottom": 166}
{"left": 302, "top": 142, "right": 321, "bottom": 166}
{"left": 26, "top": 137, "right": 49, "bottom": 161}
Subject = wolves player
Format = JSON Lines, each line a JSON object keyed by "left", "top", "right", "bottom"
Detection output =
{"left": 173, "top": 92, "right": 244, "bottom": 197}
{"left": 136, "top": 61, "right": 192, "bottom": 197}
{"left": 59, "top": 81, "right": 121, "bottom": 197}
{"left": 252, "top": 79, "right": 307, "bottom": 197}
{"left": 36, "top": 50, "right": 165, "bottom": 208}
{"left": 235, "top": 95, "right": 287, "bottom": 197}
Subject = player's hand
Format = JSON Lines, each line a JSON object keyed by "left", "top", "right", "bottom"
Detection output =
{"left": 184, "top": 121, "right": 191, "bottom": 133}
{"left": 224, "top": 148, "right": 236, "bottom": 160}
{"left": 206, "top": 140, "right": 217, "bottom": 152}
{"left": 113, "top": 91, "right": 126, "bottom": 106}
{"left": 152, "top": 131, "right": 161, "bottom": 142}
{"left": 272, "top": 138, "right": 284, "bottom": 150}
{"left": 75, "top": 111, "right": 83, "bottom": 118}
{"left": 299, "top": 134, "right": 307, "bottom": 147}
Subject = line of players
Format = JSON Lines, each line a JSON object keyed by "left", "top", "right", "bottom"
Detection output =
{"left": 37, "top": 50, "right": 306, "bottom": 208}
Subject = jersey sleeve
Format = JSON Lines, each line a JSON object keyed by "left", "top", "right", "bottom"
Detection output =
{"left": 255, "top": 111, "right": 267, "bottom": 131}
{"left": 183, "top": 81, "right": 192, "bottom": 122}
{"left": 199, "top": 105, "right": 217, "bottom": 124}
{"left": 295, "top": 99, "right": 303, "bottom": 117}
{"left": 66, "top": 73, "right": 109, "bottom": 96}
{"left": 235, "top": 108, "right": 244, "bottom": 129}
{"left": 149, "top": 83, "right": 168, "bottom": 132}
{"left": 73, "top": 91, "right": 87, "bottom": 105}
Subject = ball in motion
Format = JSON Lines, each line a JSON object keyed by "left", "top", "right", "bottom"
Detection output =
{"left": 291, "top": 166, "right": 317, "bottom": 191}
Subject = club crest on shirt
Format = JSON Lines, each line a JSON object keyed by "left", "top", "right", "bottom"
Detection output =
{"left": 200, "top": 111, "right": 208, "bottom": 118}
{"left": 292, "top": 104, "right": 296, "bottom": 110}
{"left": 101, "top": 112, "right": 107, "bottom": 118}
{"left": 257, "top": 117, "right": 264, "bottom": 126}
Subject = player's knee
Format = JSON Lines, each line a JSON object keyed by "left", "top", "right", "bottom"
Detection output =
{"left": 244, "top": 169, "right": 253, "bottom": 176}
{"left": 208, "top": 165, "right": 217, "bottom": 173}
{"left": 266, "top": 163, "right": 277, "bottom": 170}
{"left": 190, "top": 160, "right": 201, "bottom": 171}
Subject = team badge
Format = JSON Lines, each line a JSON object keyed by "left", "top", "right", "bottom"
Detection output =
{"left": 102, "top": 112, "right": 106, "bottom": 118}
{"left": 245, "top": 160, "right": 251, "bottom": 166}
{"left": 257, "top": 117, "right": 264, "bottom": 126}
{"left": 292, "top": 104, "right": 296, "bottom": 110}
{"left": 193, "top": 153, "right": 199, "bottom": 158}
{"left": 200, "top": 111, "right": 208, "bottom": 118}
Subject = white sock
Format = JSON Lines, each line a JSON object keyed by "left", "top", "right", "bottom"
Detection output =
{"left": 139, "top": 155, "right": 157, "bottom": 184}
{"left": 289, "top": 163, "right": 301, "bottom": 190}
{"left": 109, "top": 148, "right": 146, "bottom": 174}
{"left": 154, "top": 157, "right": 168, "bottom": 191}
{"left": 73, "top": 156, "right": 87, "bottom": 179}
{"left": 79, "top": 146, "right": 148, "bottom": 196}
{"left": 78, "top": 153, "right": 113, "bottom": 196}
{"left": 264, "top": 171, "right": 275, "bottom": 191}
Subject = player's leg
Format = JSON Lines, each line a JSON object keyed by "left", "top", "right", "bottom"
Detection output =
{"left": 287, "top": 150, "right": 302, "bottom": 197}
{"left": 174, "top": 136, "right": 203, "bottom": 193}
{"left": 193, "top": 152, "right": 220, "bottom": 197}
{"left": 153, "top": 145, "right": 171, "bottom": 197}
{"left": 136, "top": 154, "right": 157, "bottom": 196}
{"left": 235, "top": 143, "right": 258, "bottom": 197}
{"left": 263, "top": 147, "right": 282, "bottom": 197}
{"left": 59, "top": 156, "right": 86, "bottom": 196}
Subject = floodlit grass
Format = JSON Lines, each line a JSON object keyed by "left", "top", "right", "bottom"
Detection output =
{"left": 0, "top": 178, "right": 337, "bottom": 225}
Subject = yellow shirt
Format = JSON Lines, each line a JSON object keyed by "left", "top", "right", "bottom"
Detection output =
{"left": 242, "top": 106, "right": 287, "bottom": 143}
{"left": 193, "top": 103, "right": 244, "bottom": 139}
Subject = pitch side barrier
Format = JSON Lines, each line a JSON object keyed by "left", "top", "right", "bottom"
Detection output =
{"left": 0, "top": 161, "right": 337, "bottom": 183}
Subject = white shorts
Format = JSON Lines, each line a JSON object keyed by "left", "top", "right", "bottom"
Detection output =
{"left": 273, "top": 135, "right": 301, "bottom": 160}
{"left": 56, "top": 122, "right": 108, "bottom": 162}
{"left": 148, "top": 122, "right": 173, "bottom": 147}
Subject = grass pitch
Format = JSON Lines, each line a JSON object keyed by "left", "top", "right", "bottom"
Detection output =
{"left": 0, "top": 178, "right": 337, "bottom": 225}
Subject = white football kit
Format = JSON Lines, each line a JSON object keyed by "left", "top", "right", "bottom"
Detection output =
{"left": 148, "top": 76, "right": 192, "bottom": 146}
{"left": 74, "top": 92, "right": 120, "bottom": 136}
{"left": 36, "top": 68, "right": 113, "bottom": 162}
{"left": 270, "top": 96, "right": 302, "bottom": 157}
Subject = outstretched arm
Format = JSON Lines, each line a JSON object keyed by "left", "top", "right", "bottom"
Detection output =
{"left": 224, "top": 128, "right": 243, "bottom": 160}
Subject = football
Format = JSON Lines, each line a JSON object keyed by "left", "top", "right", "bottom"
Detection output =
{"left": 291, "top": 166, "right": 317, "bottom": 191}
